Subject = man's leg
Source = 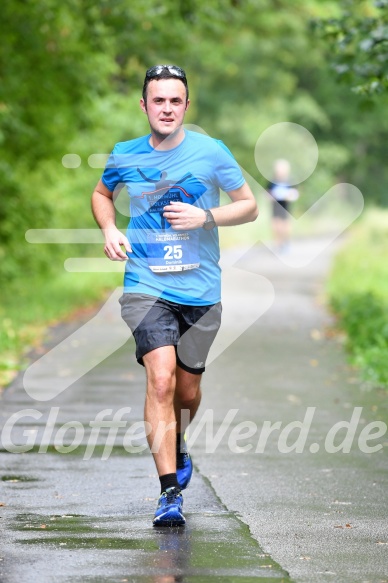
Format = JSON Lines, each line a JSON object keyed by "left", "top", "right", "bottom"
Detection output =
{"left": 143, "top": 345, "right": 186, "bottom": 527}
{"left": 143, "top": 350, "right": 201, "bottom": 474}
{"left": 173, "top": 366, "right": 201, "bottom": 490}
{"left": 174, "top": 365, "right": 202, "bottom": 434}
{"left": 272, "top": 216, "right": 290, "bottom": 250}
{"left": 143, "top": 345, "right": 177, "bottom": 477}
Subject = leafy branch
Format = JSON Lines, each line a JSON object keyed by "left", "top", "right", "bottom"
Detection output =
{"left": 311, "top": 0, "right": 388, "bottom": 96}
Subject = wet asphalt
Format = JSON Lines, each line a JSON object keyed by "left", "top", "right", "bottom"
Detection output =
{"left": 0, "top": 237, "right": 387, "bottom": 582}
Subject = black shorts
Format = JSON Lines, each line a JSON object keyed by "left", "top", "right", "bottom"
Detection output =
{"left": 119, "top": 293, "right": 222, "bottom": 375}
{"left": 272, "top": 199, "right": 290, "bottom": 219}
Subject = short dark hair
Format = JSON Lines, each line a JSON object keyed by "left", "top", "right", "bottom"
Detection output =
{"left": 142, "top": 64, "right": 189, "bottom": 103}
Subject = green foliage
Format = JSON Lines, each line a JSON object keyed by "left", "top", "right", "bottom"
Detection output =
{"left": 328, "top": 209, "right": 388, "bottom": 388}
{"left": 2, "top": 0, "right": 388, "bottom": 383}
{"left": 332, "top": 292, "right": 388, "bottom": 386}
{"left": 0, "top": 0, "right": 115, "bottom": 164}
{"left": 0, "top": 0, "right": 115, "bottom": 287}
{"left": 0, "top": 270, "right": 121, "bottom": 387}
{"left": 312, "top": 0, "right": 388, "bottom": 96}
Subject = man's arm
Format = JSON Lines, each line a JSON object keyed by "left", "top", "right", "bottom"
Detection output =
{"left": 91, "top": 179, "right": 132, "bottom": 261}
{"left": 211, "top": 181, "right": 258, "bottom": 226}
{"left": 162, "top": 181, "right": 258, "bottom": 230}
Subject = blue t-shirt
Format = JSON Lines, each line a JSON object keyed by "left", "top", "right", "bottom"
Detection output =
{"left": 101, "top": 129, "right": 245, "bottom": 306}
{"left": 267, "top": 181, "right": 293, "bottom": 201}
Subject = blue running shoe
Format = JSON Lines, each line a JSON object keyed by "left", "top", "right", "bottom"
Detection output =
{"left": 177, "top": 450, "right": 193, "bottom": 490}
{"left": 153, "top": 487, "right": 185, "bottom": 527}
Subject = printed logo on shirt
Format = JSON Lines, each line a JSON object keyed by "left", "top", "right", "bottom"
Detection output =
{"left": 133, "top": 168, "right": 207, "bottom": 215}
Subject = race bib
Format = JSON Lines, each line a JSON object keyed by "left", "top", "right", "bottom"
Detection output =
{"left": 147, "top": 231, "right": 200, "bottom": 273}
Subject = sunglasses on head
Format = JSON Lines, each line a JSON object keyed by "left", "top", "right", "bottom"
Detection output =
{"left": 145, "top": 64, "right": 187, "bottom": 80}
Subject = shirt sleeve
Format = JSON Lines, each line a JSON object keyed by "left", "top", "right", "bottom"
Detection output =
{"left": 213, "top": 140, "right": 245, "bottom": 193}
{"left": 101, "top": 144, "right": 121, "bottom": 192}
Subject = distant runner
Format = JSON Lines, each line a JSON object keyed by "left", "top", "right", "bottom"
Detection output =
{"left": 267, "top": 159, "right": 299, "bottom": 252}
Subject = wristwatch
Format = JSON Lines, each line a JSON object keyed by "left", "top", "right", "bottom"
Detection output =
{"left": 202, "top": 209, "right": 216, "bottom": 230}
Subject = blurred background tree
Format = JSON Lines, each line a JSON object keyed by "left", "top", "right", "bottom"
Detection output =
{"left": 312, "top": 0, "right": 388, "bottom": 96}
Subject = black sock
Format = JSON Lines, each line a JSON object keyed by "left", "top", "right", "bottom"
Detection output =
{"left": 176, "top": 433, "right": 187, "bottom": 468}
{"left": 176, "top": 432, "right": 186, "bottom": 454}
{"left": 176, "top": 432, "right": 182, "bottom": 453}
{"left": 160, "top": 473, "right": 180, "bottom": 493}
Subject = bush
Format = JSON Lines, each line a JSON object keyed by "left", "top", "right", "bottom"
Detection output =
{"left": 331, "top": 292, "right": 388, "bottom": 387}
{"left": 328, "top": 208, "right": 388, "bottom": 388}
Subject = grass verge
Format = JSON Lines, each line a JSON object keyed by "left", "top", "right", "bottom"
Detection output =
{"left": 327, "top": 207, "right": 388, "bottom": 390}
{"left": 0, "top": 270, "right": 122, "bottom": 389}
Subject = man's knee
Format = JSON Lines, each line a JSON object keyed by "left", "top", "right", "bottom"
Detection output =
{"left": 147, "top": 368, "right": 176, "bottom": 403}
{"left": 175, "top": 379, "right": 201, "bottom": 407}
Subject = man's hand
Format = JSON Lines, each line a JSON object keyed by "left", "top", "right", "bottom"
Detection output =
{"left": 103, "top": 226, "right": 132, "bottom": 261}
{"left": 286, "top": 188, "right": 299, "bottom": 201}
{"left": 163, "top": 201, "right": 206, "bottom": 230}
{"left": 91, "top": 180, "right": 131, "bottom": 260}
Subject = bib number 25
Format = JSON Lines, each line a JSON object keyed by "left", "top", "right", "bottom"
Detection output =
{"left": 164, "top": 244, "right": 182, "bottom": 260}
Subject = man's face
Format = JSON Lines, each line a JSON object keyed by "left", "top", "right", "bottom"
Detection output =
{"left": 140, "top": 78, "right": 189, "bottom": 140}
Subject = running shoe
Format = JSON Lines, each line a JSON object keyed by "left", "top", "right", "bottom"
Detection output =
{"left": 176, "top": 433, "right": 193, "bottom": 490}
{"left": 153, "top": 487, "right": 185, "bottom": 527}
{"left": 177, "top": 451, "right": 193, "bottom": 490}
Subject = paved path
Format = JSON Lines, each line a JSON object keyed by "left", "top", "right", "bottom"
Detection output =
{"left": 1, "top": 238, "right": 387, "bottom": 582}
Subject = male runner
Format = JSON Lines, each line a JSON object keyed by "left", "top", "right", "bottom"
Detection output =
{"left": 267, "top": 159, "right": 299, "bottom": 252}
{"left": 91, "top": 64, "right": 258, "bottom": 526}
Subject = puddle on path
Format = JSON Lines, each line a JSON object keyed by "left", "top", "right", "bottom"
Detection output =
{"left": 0, "top": 444, "right": 293, "bottom": 582}
{"left": 6, "top": 510, "right": 292, "bottom": 582}
{"left": 1, "top": 475, "right": 39, "bottom": 483}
